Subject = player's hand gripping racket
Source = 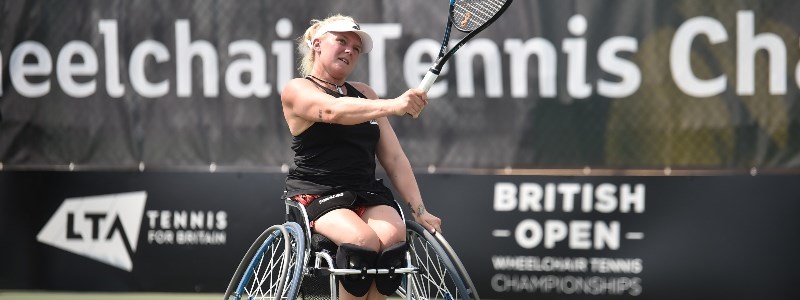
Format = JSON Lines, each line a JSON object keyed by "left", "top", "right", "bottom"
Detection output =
{"left": 418, "top": 0, "right": 514, "bottom": 92}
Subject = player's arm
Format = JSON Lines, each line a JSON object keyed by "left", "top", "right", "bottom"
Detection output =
{"left": 373, "top": 111, "right": 441, "bottom": 233}
{"left": 281, "top": 79, "right": 424, "bottom": 126}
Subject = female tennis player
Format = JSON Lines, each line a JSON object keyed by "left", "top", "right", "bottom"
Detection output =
{"left": 280, "top": 14, "right": 442, "bottom": 300}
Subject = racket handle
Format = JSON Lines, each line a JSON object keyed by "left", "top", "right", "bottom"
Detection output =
{"left": 407, "top": 70, "right": 439, "bottom": 117}
{"left": 418, "top": 71, "right": 440, "bottom": 92}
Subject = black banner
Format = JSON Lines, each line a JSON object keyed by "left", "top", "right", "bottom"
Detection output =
{"left": 2, "top": 0, "right": 800, "bottom": 170}
{"left": 2, "top": 171, "right": 799, "bottom": 299}
{"left": 0, "top": 171, "right": 284, "bottom": 292}
{"left": 437, "top": 174, "right": 800, "bottom": 299}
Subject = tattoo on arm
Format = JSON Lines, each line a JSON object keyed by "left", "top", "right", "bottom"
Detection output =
{"left": 408, "top": 202, "right": 426, "bottom": 217}
{"left": 318, "top": 109, "right": 323, "bottom": 122}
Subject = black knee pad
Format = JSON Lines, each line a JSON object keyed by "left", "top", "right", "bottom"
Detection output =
{"left": 336, "top": 243, "right": 378, "bottom": 297}
{"left": 375, "top": 241, "right": 408, "bottom": 296}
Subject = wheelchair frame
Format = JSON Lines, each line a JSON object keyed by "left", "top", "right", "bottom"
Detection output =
{"left": 223, "top": 199, "right": 479, "bottom": 300}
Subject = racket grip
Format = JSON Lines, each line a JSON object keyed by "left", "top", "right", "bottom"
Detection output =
{"left": 407, "top": 70, "right": 439, "bottom": 117}
{"left": 417, "top": 71, "right": 439, "bottom": 92}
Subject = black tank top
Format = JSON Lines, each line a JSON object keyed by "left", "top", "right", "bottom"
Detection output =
{"left": 283, "top": 79, "right": 394, "bottom": 201}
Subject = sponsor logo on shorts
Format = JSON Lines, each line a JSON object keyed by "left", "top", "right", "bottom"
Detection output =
{"left": 318, "top": 192, "right": 344, "bottom": 204}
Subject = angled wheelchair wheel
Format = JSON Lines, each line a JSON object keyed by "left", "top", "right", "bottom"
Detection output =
{"left": 399, "top": 221, "right": 476, "bottom": 300}
{"left": 430, "top": 230, "right": 481, "bottom": 300}
{"left": 223, "top": 222, "right": 305, "bottom": 300}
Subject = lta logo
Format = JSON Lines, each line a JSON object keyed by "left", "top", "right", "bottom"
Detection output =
{"left": 37, "top": 191, "right": 147, "bottom": 271}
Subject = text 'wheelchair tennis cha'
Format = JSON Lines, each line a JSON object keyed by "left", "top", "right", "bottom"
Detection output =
{"left": 223, "top": 199, "right": 479, "bottom": 300}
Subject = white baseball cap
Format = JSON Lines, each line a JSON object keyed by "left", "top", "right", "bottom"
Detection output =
{"left": 311, "top": 19, "right": 373, "bottom": 53}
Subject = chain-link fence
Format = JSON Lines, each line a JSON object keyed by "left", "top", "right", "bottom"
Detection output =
{"left": 1, "top": 0, "right": 799, "bottom": 172}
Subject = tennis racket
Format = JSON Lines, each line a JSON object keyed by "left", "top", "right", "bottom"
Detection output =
{"left": 418, "top": 0, "right": 514, "bottom": 92}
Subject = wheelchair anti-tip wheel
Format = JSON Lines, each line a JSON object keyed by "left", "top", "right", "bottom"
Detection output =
{"left": 224, "top": 222, "right": 306, "bottom": 300}
{"left": 399, "top": 220, "right": 478, "bottom": 300}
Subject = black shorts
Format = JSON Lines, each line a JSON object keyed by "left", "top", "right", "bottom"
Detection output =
{"left": 290, "top": 191, "right": 401, "bottom": 226}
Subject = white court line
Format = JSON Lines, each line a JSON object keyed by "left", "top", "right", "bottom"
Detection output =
{"left": 625, "top": 232, "right": 645, "bottom": 240}
{"left": 492, "top": 229, "right": 511, "bottom": 237}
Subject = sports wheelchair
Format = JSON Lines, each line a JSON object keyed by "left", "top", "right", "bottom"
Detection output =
{"left": 223, "top": 199, "right": 479, "bottom": 300}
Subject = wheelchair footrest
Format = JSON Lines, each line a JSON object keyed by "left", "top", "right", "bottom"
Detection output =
{"left": 309, "top": 266, "right": 417, "bottom": 277}
{"left": 325, "top": 267, "right": 418, "bottom": 275}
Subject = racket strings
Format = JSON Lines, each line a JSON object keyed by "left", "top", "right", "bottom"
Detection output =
{"left": 452, "top": 0, "right": 508, "bottom": 32}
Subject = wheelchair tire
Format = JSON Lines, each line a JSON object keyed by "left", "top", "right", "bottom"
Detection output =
{"left": 282, "top": 222, "right": 307, "bottom": 297}
{"left": 431, "top": 230, "right": 481, "bottom": 300}
{"left": 400, "top": 220, "right": 473, "bottom": 300}
{"left": 223, "top": 223, "right": 304, "bottom": 300}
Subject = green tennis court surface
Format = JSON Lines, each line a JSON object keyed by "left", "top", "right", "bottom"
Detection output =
{"left": 0, "top": 291, "right": 406, "bottom": 300}
{"left": 0, "top": 292, "right": 220, "bottom": 300}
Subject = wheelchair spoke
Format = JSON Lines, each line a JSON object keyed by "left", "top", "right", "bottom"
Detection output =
{"left": 226, "top": 221, "right": 305, "bottom": 300}
{"left": 278, "top": 239, "right": 301, "bottom": 297}
{"left": 264, "top": 245, "right": 285, "bottom": 296}
{"left": 408, "top": 233, "right": 460, "bottom": 300}
{"left": 243, "top": 232, "right": 290, "bottom": 299}
{"left": 399, "top": 220, "right": 473, "bottom": 300}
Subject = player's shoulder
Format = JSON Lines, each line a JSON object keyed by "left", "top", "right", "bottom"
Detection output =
{"left": 348, "top": 81, "right": 379, "bottom": 99}
{"left": 282, "top": 78, "right": 315, "bottom": 99}
{"left": 285, "top": 77, "right": 314, "bottom": 91}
